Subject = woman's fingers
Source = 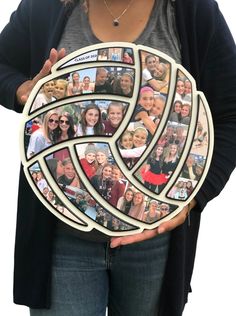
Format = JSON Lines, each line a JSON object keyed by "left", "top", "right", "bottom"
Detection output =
{"left": 110, "top": 203, "right": 194, "bottom": 248}
{"left": 110, "top": 229, "right": 159, "bottom": 248}
{"left": 32, "top": 48, "right": 66, "bottom": 85}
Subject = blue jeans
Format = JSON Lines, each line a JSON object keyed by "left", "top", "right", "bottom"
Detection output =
{"left": 30, "top": 229, "right": 170, "bottom": 316}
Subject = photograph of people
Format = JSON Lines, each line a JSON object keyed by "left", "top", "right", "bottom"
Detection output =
{"left": 29, "top": 163, "right": 83, "bottom": 224}
{"left": 119, "top": 126, "right": 148, "bottom": 167}
{"left": 116, "top": 187, "right": 135, "bottom": 215}
{"left": 113, "top": 72, "right": 134, "bottom": 97}
{"left": 181, "top": 154, "right": 198, "bottom": 180}
{"left": 192, "top": 103, "right": 209, "bottom": 156}
{"left": 107, "top": 165, "right": 126, "bottom": 207}
{"left": 97, "top": 49, "right": 108, "bottom": 60}
{"left": 103, "top": 101, "right": 125, "bottom": 135}
{"left": 26, "top": 109, "right": 59, "bottom": 158}
{"left": 174, "top": 74, "right": 192, "bottom": 103}
{"left": 167, "top": 178, "right": 197, "bottom": 201}
{"left": 94, "top": 145, "right": 109, "bottom": 176}
{"left": 57, "top": 112, "right": 76, "bottom": 141}
{"left": 58, "top": 157, "right": 80, "bottom": 189}
{"left": 79, "top": 143, "right": 97, "bottom": 179}
{"left": 90, "top": 163, "right": 113, "bottom": 200}
{"left": 162, "top": 143, "right": 179, "bottom": 178}
{"left": 80, "top": 75, "right": 94, "bottom": 94}
{"left": 169, "top": 100, "right": 183, "bottom": 123}
{"left": 31, "top": 80, "right": 56, "bottom": 112}
{"left": 117, "top": 130, "right": 134, "bottom": 168}
{"left": 149, "top": 93, "right": 166, "bottom": 125}
{"left": 67, "top": 71, "right": 82, "bottom": 96}
{"left": 76, "top": 103, "right": 105, "bottom": 136}
{"left": 47, "top": 157, "right": 64, "bottom": 180}
{"left": 128, "top": 191, "right": 146, "bottom": 221}
{"left": 178, "top": 103, "right": 191, "bottom": 125}
{"left": 175, "top": 78, "right": 185, "bottom": 100}
{"left": 122, "top": 50, "right": 133, "bottom": 64}
{"left": 142, "top": 53, "right": 169, "bottom": 92}
{"left": 142, "top": 200, "right": 163, "bottom": 223}
{"left": 1, "top": 1, "right": 236, "bottom": 316}
{"left": 140, "top": 144, "right": 167, "bottom": 192}
{"left": 94, "top": 67, "right": 113, "bottom": 93}
{"left": 53, "top": 79, "right": 68, "bottom": 100}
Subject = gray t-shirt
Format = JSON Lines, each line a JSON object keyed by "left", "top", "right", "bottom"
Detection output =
{"left": 58, "top": 0, "right": 181, "bottom": 62}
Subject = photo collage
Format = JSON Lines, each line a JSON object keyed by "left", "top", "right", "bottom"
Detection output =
{"left": 23, "top": 44, "right": 212, "bottom": 232}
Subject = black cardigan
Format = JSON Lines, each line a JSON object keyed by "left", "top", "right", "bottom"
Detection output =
{"left": 0, "top": 0, "right": 236, "bottom": 315}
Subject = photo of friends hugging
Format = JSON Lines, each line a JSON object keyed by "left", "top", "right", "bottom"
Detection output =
{"left": 25, "top": 100, "right": 127, "bottom": 159}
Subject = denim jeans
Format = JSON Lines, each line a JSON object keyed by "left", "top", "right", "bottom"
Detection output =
{"left": 30, "top": 228, "right": 170, "bottom": 316}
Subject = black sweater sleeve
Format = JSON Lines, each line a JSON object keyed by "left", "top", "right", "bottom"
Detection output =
{"left": 192, "top": 1, "right": 236, "bottom": 210}
{"left": 0, "top": 0, "right": 31, "bottom": 112}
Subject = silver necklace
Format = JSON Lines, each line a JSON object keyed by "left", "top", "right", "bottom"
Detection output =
{"left": 103, "top": 0, "right": 134, "bottom": 27}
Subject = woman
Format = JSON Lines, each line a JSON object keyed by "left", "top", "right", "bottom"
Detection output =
{"left": 114, "top": 72, "right": 134, "bottom": 96}
{"left": 27, "top": 109, "right": 59, "bottom": 158}
{"left": 90, "top": 163, "right": 113, "bottom": 200}
{"left": 31, "top": 80, "right": 56, "bottom": 111}
{"left": 76, "top": 103, "right": 105, "bottom": 136}
{"left": 0, "top": 1, "right": 236, "bottom": 316}
{"left": 141, "top": 144, "right": 167, "bottom": 192}
{"left": 117, "top": 187, "right": 134, "bottom": 215}
{"left": 122, "top": 51, "right": 133, "bottom": 64}
{"left": 57, "top": 157, "right": 80, "bottom": 188}
{"left": 67, "top": 72, "right": 81, "bottom": 95}
{"left": 97, "top": 49, "right": 108, "bottom": 60}
{"left": 162, "top": 143, "right": 179, "bottom": 178}
{"left": 107, "top": 164, "right": 126, "bottom": 207}
{"left": 80, "top": 75, "right": 94, "bottom": 94}
{"left": 79, "top": 143, "right": 97, "bottom": 179}
{"left": 119, "top": 127, "right": 148, "bottom": 168}
{"left": 131, "top": 86, "right": 156, "bottom": 135}
{"left": 142, "top": 54, "right": 168, "bottom": 91}
{"left": 53, "top": 79, "right": 68, "bottom": 99}
{"left": 142, "top": 200, "right": 161, "bottom": 223}
{"left": 57, "top": 112, "right": 75, "bottom": 141}
{"left": 128, "top": 191, "right": 146, "bottom": 221}
{"left": 95, "top": 145, "right": 109, "bottom": 176}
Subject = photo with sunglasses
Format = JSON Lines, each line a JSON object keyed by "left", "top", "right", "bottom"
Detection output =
{"left": 58, "top": 112, "right": 76, "bottom": 141}
{"left": 26, "top": 109, "right": 60, "bottom": 159}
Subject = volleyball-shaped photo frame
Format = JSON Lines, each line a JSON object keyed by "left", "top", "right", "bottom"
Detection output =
{"left": 19, "top": 42, "right": 214, "bottom": 236}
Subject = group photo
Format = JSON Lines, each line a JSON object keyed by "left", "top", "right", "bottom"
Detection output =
{"left": 76, "top": 142, "right": 176, "bottom": 223}
{"left": 29, "top": 65, "right": 135, "bottom": 113}
{"left": 24, "top": 100, "right": 128, "bottom": 159}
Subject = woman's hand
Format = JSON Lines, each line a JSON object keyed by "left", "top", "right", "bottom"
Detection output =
{"left": 110, "top": 199, "right": 196, "bottom": 248}
{"left": 16, "top": 48, "right": 66, "bottom": 105}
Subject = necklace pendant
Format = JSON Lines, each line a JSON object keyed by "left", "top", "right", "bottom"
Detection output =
{"left": 113, "top": 19, "right": 119, "bottom": 27}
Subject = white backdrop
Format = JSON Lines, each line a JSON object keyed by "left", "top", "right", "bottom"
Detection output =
{"left": 0, "top": 1, "right": 235, "bottom": 315}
